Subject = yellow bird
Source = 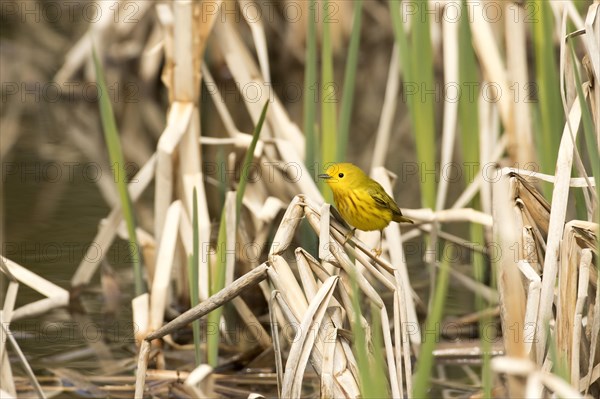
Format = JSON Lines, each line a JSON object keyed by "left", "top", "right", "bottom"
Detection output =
{"left": 319, "top": 163, "right": 413, "bottom": 255}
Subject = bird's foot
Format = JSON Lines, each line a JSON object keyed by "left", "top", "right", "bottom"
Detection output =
{"left": 342, "top": 228, "right": 356, "bottom": 245}
{"left": 372, "top": 230, "right": 384, "bottom": 257}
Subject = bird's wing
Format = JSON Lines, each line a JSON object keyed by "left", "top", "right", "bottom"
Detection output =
{"left": 367, "top": 184, "right": 403, "bottom": 216}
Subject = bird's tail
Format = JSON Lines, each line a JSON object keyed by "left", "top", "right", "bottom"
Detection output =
{"left": 393, "top": 214, "right": 414, "bottom": 224}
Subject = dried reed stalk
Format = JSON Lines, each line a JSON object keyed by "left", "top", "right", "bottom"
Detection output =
{"left": 535, "top": 93, "right": 583, "bottom": 364}
{"left": 492, "top": 175, "right": 527, "bottom": 397}
{"left": 1, "top": 256, "right": 69, "bottom": 320}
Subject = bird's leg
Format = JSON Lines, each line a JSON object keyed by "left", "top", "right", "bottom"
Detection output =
{"left": 343, "top": 228, "right": 356, "bottom": 245}
{"left": 373, "top": 230, "right": 383, "bottom": 257}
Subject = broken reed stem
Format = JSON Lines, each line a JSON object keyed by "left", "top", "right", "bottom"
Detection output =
{"left": 145, "top": 263, "right": 269, "bottom": 341}
{"left": 134, "top": 340, "right": 151, "bottom": 399}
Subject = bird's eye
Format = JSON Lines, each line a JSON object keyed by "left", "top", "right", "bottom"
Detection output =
{"left": 338, "top": 173, "right": 344, "bottom": 178}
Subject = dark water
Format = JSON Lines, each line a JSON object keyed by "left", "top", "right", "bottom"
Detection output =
{"left": 2, "top": 133, "right": 140, "bottom": 396}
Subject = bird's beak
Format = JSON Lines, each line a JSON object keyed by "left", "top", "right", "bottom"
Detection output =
{"left": 318, "top": 174, "right": 332, "bottom": 180}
